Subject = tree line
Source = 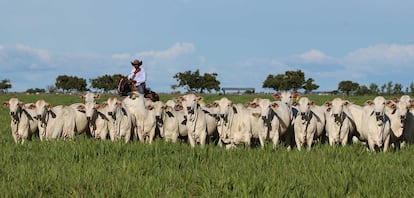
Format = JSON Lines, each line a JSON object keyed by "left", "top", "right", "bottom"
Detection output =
{"left": 1, "top": 69, "right": 414, "bottom": 95}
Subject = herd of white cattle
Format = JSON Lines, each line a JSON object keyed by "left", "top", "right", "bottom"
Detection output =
{"left": 3, "top": 91, "right": 414, "bottom": 152}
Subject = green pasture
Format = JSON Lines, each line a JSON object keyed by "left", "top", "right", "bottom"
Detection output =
{"left": 1, "top": 93, "right": 414, "bottom": 197}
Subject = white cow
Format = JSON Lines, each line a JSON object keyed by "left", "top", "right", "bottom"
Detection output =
{"left": 268, "top": 100, "right": 294, "bottom": 148}
{"left": 293, "top": 97, "right": 324, "bottom": 151}
{"left": 121, "top": 92, "right": 148, "bottom": 142}
{"left": 29, "top": 99, "right": 51, "bottom": 140}
{"left": 178, "top": 94, "right": 208, "bottom": 147}
{"left": 404, "top": 104, "right": 414, "bottom": 144}
{"left": 199, "top": 100, "right": 220, "bottom": 143}
{"left": 80, "top": 92, "right": 101, "bottom": 137}
{"left": 215, "top": 97, "right": 252, "bottom": 149}
{"left": 137, "top": 99, "right": 159, "bottom": 144}
{"left": 76, "top": 102, "right": 109, "bottom": 140}
{"left": 360, "top": 96, "right": 391, "bottom": 152}
{"left": 3, "top": 98, "right": 38, "bottom": 144}
{"left": 385, "top": 99, "right": 409, "bottom": 148}
{"left": 245, "top": 100, "right": 268, "bottom": 148}
{"left": 159, "top": 100, "right": 188, "bottom": 142}
{"left": 30, "top": 102, "right": 77, "bottom": 141}
{"left": 69, "top": 103, "right": 90, "bottom": 136}
{"left": 324, "top": 98, "right": 356, "bottom": 146}
{"left": 105, "top": 97, "right": 135, "bottom": 143}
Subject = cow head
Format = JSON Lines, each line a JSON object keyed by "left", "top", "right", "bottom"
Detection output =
{"left": 80, "top": 92, "right": 101, "bottom": 104}
{"left": 3, "top": 98, "right": 24, "bottom": 123}
{"left": 367, "top": 96, "right": 387, "bottom": 124}
{"left": 325, "top": 98, "right": 347, "bottom": 124}
{"left": 272, "top": 91, "right": 300, "bottom": 106}
{"left": 106, "top": 97, "right": 123, "bottom": 120}
{"left": 294, "top": 97, "right": 314, "bottom": 122}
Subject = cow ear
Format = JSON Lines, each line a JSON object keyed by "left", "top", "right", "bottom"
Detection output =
{"left": 292, "top": 101, "right": 298, "bottom": 107}
{"left": 47, "top": 103, "right": 53, "bottom": 110}
{"left": 76, "top": 105, "right": 86, "bottom": 111}
{"left": 409, "top": 104, "right": 414, "bottom": 111}
{"left": 309, "top": 101, "right": 315, "bottom": 107}
{"left": 175, "top": 104, "right": 183, "bottom": 111}
{"left": 80, "top": 94, "right": 85, "bottom": 100}
{"left": 343, "top": 101, "right": 350, "bottom": 107}
{"left": 146, "top": 105, "right": 154, "bottom": 110}
{"left": 117, "top": 102, "right": 123, "bottom": 108}
{"left": 293, "top": 93, "right": 300, "bottom": 101}
{"left": 392, "top": 97, "right": 399, "bottom": 103}
{"left": 326, "top": 107, "right": 331, "bottom": 112}
{"left": 365, "top": 100, "right": 374, "bottom": 106}
{"left": 197, "top": 96, "right": 204, "bottom": 104}
{"left": 3, "top": 101, "right": 10, "bottom": 107}
{"left": 324, "top": 101, "right": 332, "bottom": 107}
{"left": 95, "top": 94, "right": 101, "bottom": 100}
{"left": 271, "top": 103, "right": 279, "bottom": 110}
{"left": 28, "top": 104, "right": 36, "bottom": 109}
{"left": 386, "top": 100, "right": 393, "bottom": 107}
{"left": 19, "top": 102, "right": 25, "bottom": 108}
{"left": 272, "top": 93, "right": 281, "bottom": 100}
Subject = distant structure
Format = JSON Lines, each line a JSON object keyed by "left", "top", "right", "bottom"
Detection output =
{"left": 221, "top": 87, "right": 255, "bottom": 95}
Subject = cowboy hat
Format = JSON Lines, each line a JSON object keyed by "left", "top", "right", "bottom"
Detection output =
{"left": 131, "top": 59, "right": 143, "bottom": 66}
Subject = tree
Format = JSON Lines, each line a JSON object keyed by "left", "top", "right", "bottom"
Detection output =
{"left": 200, "top": 73, "right": 220, "bottom": 93}
{"left": 303, "top": 78, "right": 319, "bottom": 94}
{"left": 55, "top": 75, "right": 87, "bottom": 93}
{"left": 285, "top": 70, "right": 305, "bottom": 92}
{"left": 173, "top": 69, "right": 220, "bottom": 93}
{"left": 262, "top": 70, "right": 314, "bottom": 92}
{"left": 393, "top": 83, "right": 403, "bottom": 95}
{"left": 26, "top": 88, "right": 46, "bottom": 94}
{"left": 0, "top": 79, "right": 12, "bottom": 93}
{"left": 410, "top": 82, "right": 414, "bottom": 94}
{"left": 355, "top": 85, "right": 370, "bottom": 95}
{"left": 386, "top": 81, "right": 393, "bottom": 95}
{"left": 47, "top": 85, "right": 57, "bottom": 93}
{"left": 262, "top": 74, "right": 287, "bottom": 91}
{"left": 90, "top": 74, "right": 122, "bottom": 93}
{"left": 369, "top": 83, "right": 379, "bottom": 95}
{"left": 380, "top": 84, "right": 386, "bottom": 94}
{"left": 338, "top": 80, "right": 359, "bottom": 96}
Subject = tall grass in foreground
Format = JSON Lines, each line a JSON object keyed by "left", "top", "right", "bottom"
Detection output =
{"left": 1, "top": 93, "right": 414, "bottom": 196}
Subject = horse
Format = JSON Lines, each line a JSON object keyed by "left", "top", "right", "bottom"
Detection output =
{"left": 117, "top": 76, "right": 159, "bottom": 102}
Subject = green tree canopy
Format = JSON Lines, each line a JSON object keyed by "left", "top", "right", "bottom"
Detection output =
{"left": 90, "top": 74, "right": 122, "bottom": 93}
{"left": 173, "top": 69, "right": 220, "bottom": 93}
{"left": 338, "top": 80, "right": 359, "bottom": 96}
{"left": 303, "top": 78, "right": 319, "bottom": 94}
{"left": 262, "top": 70, "right": 317, "bottom": 92}
{"left": 55, "top": 75, "right": 87, "bottom": 93}
{"left": 0, "top": 79, "right": 12, "bottom": 93}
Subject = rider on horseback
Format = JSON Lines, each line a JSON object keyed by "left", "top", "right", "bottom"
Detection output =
{"left": 128, "top": 59, "right": 146, "bottom": 94}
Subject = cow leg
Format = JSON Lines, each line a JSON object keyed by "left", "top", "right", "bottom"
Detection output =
{"left": 383, "top": 135, "right": 390, "bottom": 152}
{"left": 188, "top": 132, "right": 196, "bottom": 147}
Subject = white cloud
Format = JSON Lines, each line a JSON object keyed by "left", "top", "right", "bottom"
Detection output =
{"left": 136, "top": 42, "right": 195, "bottom": 59}
{"left": 299, "top": 49, "right": 331, "bottom": 63}
{"left": 15, "top": 44, "right": 50, "bottom": 61}
{"left": 344, "top": 44, "right": 414, "bottom": 66}
{"left": 111, "top": 53, "right": 130, "bottom": 60}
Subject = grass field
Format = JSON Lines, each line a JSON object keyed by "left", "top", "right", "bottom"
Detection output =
{"left": 1, "top": 93, "right": 414, "bottom": 197}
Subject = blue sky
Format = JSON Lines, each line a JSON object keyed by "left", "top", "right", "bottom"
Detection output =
{"left": 1, "top": 0, "right": 414, "bottom": 93}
